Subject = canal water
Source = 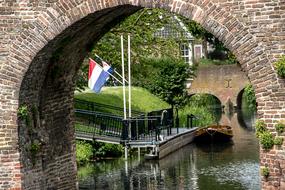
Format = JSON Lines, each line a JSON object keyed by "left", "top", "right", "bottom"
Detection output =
{"left": 78, "top": 108, "right": 260, "bottom": 190}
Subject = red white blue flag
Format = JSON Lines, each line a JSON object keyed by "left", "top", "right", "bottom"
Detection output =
{"left": 88, "top": 58, "right": 112, "bottom": 93}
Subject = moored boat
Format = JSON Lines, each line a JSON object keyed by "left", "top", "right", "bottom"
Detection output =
{"left": 195, "top": 124, "right": 233, "bottom": 142}
{"left": 144, "top": 153, "right": 159, "bottom": 160}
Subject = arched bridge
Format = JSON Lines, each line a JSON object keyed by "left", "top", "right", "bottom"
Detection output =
{"left": 187, "top": 64, "right": 249, "bottom": 110}
{"left": 1, "top": 0, "right": 285, "bottom": 189}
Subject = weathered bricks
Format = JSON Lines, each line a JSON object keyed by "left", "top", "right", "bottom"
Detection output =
{"left": 0, "top": 0, "right": 284, "bottom": 189}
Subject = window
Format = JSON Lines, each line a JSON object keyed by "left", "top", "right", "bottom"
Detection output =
{"left": 180, "top": 43, "right": 193, "bottom": 65}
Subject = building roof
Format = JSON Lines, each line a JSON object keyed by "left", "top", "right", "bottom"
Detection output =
{"left": 154, "top": 16, "right": 194, "bottom": 41}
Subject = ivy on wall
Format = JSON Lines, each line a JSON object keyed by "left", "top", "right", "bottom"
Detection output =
{"left": 18, "top": 104, "right": 42, "bottom": 166}
{"left": 274, "top": 55, "right": 285, "bottom": 78}
{"left": 255, "top": 120, "right": 285, "bottom": 179}
{"left": 261, "top": 166, "right": 270, "bottom": 178}
{"left": 255, "top": 120, "right": 284, "bottom": 150}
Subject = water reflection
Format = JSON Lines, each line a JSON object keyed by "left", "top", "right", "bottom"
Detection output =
{"left": 79, "top": 109, "right": 260, "bottom": 190}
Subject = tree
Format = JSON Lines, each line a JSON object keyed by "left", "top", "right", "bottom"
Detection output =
{"left": 181, "top": 19, "right": 238, "bottom": 63}
{"left": 148, "top": 57, "right": 191, "bottom": 128}
{"left": 182, "top": 20, "right": 213, "bottom": 58}
{"left": 75, "top": 8, "right": 238, "bottom": 91}
{"left": 92, "top": 8, "right": 182, "bottom": 68}
{"left": 134, "top": 57, "right": 191, "bottom": 109}
{"left": 75, "top": 8, "right": 186, "bottom": 90}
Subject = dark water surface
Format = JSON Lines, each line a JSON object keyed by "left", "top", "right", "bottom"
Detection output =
{"left": 78, "top": 109, "right": 260, "bottom": 190}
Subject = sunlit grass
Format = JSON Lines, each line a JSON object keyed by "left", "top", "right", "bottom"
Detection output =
{"left": 75, "top": 86, "right": 170, "bottom": 113}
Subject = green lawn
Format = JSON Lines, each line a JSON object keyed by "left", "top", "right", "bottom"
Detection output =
{"left": 75, "top": 86, "right": 170, "bottom": 113}
{"left": 199, "top": 58, "right": 233, "bottom": 65}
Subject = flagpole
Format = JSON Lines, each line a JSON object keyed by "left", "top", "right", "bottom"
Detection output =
{"left": 121, "top": 35, "right": 127, "bottom": 121}
{"left": 128, "top": 34, "right": 131, "bottom": 119}
{"left": 128, "top": 34, "right": 132, "bottom": 142}
{"left": 121, "top": 35, "right": 128, "bottom": 160}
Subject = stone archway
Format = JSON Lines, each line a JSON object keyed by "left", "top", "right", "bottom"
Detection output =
{"left": 0, "top": 1, "right": 284, "bottom": 189}
{"left": 187, "top": 64, "right": 249, "bottom": 110}
{"left": 236, "top": 88, "right": 245, "bottom": 110}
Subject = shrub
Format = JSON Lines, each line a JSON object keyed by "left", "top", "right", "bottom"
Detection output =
{"left": 179, "top": 105, "right": 216, "bottom": 128}
{"left": 274, "top": 55, "right": 285, "bottom": 78}
{"left": 76, "top": 140, "right": 93, "bottom": 164}
{"left": 94, "top": 142, "right": 124, "bottom": 157}
{"left": 261, "top": 167, "right": 270, "bottom": 178}
{"left": 132, "top": 57, "right": 191, "bottom": 108}
{"left": 275, "top": 122, "right": 285, "bottom": 134}
{"left": 274, "top": 137, "right": 283, "bottom": 146}
{"left": 259, "top": 131, "right": 274, "bottom": 150}
{"left": 255, "top": 120, "right": 267, "bottom": 138}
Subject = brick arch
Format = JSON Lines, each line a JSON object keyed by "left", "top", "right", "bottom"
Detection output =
{"left": 189, "top": 89, "right": 243, "bottom": 113}
{"left": 189, "top": 92, "right": 223, "bottom": 102}
{"left": 236, "top": 88, "right": 245, "bottom": 110}
{"left": 189, "top": 92, "right": 223, "bottom": 105}
{"left": 8, "top": 0, "right": 277, "bottom": 92}
{"left": 1, "top": 0, "right": 284, "bottom": 189}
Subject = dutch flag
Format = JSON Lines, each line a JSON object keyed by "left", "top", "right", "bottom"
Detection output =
{"left": 88, "top": 58, "right": 113, "bottom": 93}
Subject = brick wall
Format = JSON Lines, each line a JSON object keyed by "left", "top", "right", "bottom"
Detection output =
{"left": 188, "top": 64, "right": 249, "bottom": 109}
{"left": 0, "top": 0, "right": 284, "bottom": 189}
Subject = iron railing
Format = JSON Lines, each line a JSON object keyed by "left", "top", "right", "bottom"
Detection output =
{"left": 74, "top": 99, "right": 144, "bottom": 117}
{"left": 75, "top": 109, "right": 124, "bottom": 138}
{"left": 75, "top": 107, "right": 173, "bottom": 142}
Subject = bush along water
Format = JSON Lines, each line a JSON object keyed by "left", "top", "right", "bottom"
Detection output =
{"left": 179, "top": 94, "right": 221, "bottom": 128}
{"left": 76, "top": 140, "right": 124, "bottom": 164}
{"left": 92, "top": 141, "right": 124, "bottom": 158}
{"left": 76, "top": 140, "right": 93, "bottom": 165}
{"left": 179, "top": 105, "right": 216, "bottom": 128}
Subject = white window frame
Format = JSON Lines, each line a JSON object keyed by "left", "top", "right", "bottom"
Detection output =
{"left": 180, "top": 42, "right": 193, "bottom": 65}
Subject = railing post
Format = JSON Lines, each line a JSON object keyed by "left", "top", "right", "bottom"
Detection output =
{"left": 170, "top": 107, "right": 174, "bottom": 135}
{"left": 190, "top": 114, "right": 193, "bottom": 128}
{"left": 122, "top": 120, "right": 129, "bottom": 141}
{"left": 136, "top": 119, "right": 139, "bottom": 140}
{"left": 155, "top": 125, "right": 158, "bottom": 141}
{"left": 93, "top": 114, "right": 96, "bottom": 136}
{"left": 187, "top": 115, "right": 190, "bottom": 128}
{"left": 175, "top": 108, "right": 179, "bottom": 134}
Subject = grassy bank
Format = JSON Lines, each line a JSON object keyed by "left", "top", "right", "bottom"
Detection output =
{"left": 75, "top": 86, "right": 170, "bottom": 113}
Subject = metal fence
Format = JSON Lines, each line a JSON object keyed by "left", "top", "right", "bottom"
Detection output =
{"left": 74, "top": 99, "right": 144, "bottom": 117}
{"left": 75, "top": 109, "right": 124, "bottom": 138}
{"left": 75, "top": 107, "right": 173, "bottom": 142}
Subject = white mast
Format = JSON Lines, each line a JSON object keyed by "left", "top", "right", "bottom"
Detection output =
{"left": 128, "top": 34, "right": 132, "bottom": 119}
{"left": 122, "top": 35, "right": 128, "bottom": 160}
{"left": 121, "top": 35, "right": 127, "bottom": 120}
